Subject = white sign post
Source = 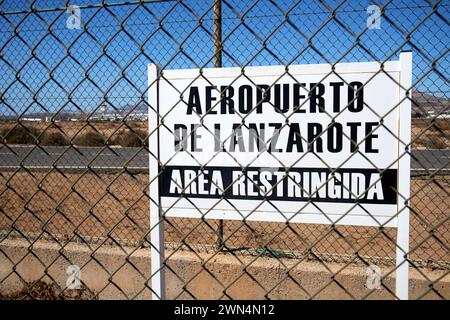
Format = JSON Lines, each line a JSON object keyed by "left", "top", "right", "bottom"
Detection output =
{"left": 148, "top": 52, "right": 412, "bottom": 300}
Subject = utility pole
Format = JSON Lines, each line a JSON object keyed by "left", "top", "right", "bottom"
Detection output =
{"left": 213, "top": 0, "right": 222, "bottom": 68}
{"left": 213, "top": 0, "right": 224, "bottom": 250}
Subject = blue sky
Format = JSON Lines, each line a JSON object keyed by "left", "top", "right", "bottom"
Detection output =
{"left": 0, "top": 0, "right": 448, "bottom": 117}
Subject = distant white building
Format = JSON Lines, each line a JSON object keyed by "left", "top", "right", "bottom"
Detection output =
{"left": 90, "top": 100, "right": 148, "bottom": 121}
{"left": 21, "top": 117, "right": 42, "bottom": 122}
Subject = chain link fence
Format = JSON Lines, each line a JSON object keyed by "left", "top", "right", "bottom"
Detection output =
{"left": 0, "top": 0, "right": 448, "bottom": 300}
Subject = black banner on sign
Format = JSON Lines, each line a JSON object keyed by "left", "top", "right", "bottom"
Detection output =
{"left": 159, "top": 166, "right": 397, "bottom": 205}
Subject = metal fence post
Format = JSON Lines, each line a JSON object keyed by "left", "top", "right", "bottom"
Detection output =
{"left": 213, "top": 0, "right": 225, "bottom": 251}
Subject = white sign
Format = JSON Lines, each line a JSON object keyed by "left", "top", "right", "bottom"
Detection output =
{"left": 148, "top": 52, "right": 412, "bottom": 299}
{"left": 149, "top": 57, "right": 411, "bottom": 227}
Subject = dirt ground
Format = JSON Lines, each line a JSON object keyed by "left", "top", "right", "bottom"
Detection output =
{"left": 0, "top": 170, "right": 448, "bottom": 268}
{"left": 0, "top": 121, "right": 148, "bottom": 144}
{"left": 411, "top": 119, "right": 450, "bottom": 149}
{"left": 0, "top": 281, "right": 95, "bottom": 300}
{"left": 0, "top": 119, "right": 449, "bottom": 148}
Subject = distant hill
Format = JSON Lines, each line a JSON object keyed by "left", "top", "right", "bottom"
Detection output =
{"left": 411, "top": 91, "right": 449, "bottom": 118}
{"left": 119, "top": 101, "right": 148, "bottom": 114}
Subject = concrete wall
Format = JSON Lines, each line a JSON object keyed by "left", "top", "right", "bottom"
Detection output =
{"left": 0, "top": 238, "right": 448, "bottom": 300}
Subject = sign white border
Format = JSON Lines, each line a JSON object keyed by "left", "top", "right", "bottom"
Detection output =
{"left": 148, "top": 52, "right": 412, "bottom": 300}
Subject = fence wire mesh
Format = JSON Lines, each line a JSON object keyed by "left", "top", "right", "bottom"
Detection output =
{"left": 0, "top": 0, "right": 448, "bottom": 300}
